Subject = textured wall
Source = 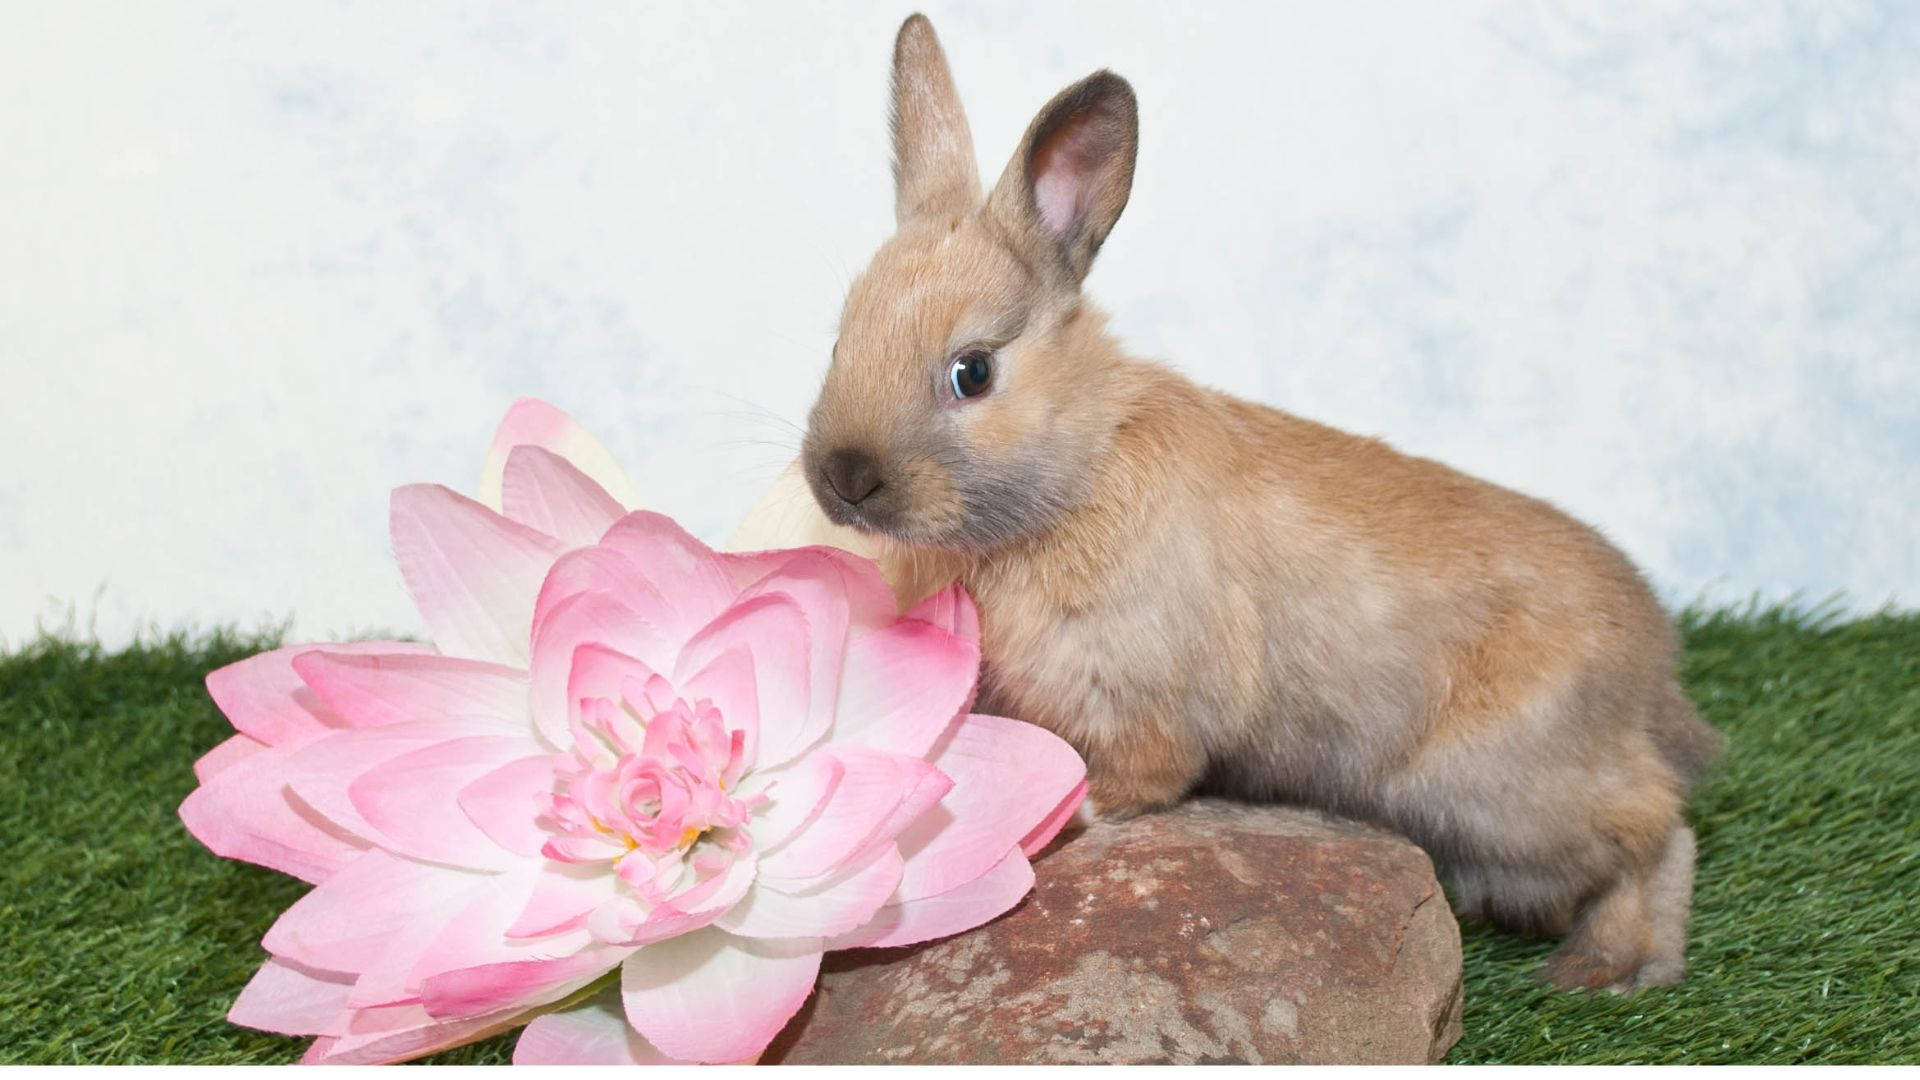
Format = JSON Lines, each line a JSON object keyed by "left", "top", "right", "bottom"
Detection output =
{"left": 3, "top": 1, "right": 1914, "bottom": 647}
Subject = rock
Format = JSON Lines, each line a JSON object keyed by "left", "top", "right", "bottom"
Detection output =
{"left": 766, "top": 800, "right": 1463, "bottom": 1065}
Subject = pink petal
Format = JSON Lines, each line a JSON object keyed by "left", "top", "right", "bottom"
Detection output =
{"left": 586, "top": 854, "right": 758, "bottom": 947}
{"left": 478, "top": 397, "right": 639, "bottom": 513}
{"left": 675, "top": 644, "right": 760, "bottom": 765}
{"left": 598, "top": 511, "right": 740, "bottom": 639}
{"left": 347, "top": 736, "right": 548, "bottom": 869}
{"left": 740, "top": 750, "right": 842, "bottom": 853}
{"left": 895, "top": 714, "right": 1086, "bottom": 901}
{"left": 759, "top": 756, "right": 951, "bottom": 888}
{"left": 832, "top": 618, "right": 978, "bottom": 760}
{"left": 390, "top": 483, "right": 567, "bottom": 666}
{"left": 304, "top": 1000, "right": 536, "bottom": 1065}
{"left": 527, "top": 584, "right": 672, "bottom": 750}
{"left": 828, "top": 845, "right": 1036, "bottom": 950}
{"left": 515, "top": 988, "right": 686, "bottom": 1065}
{"left": 501, "top": 444, "right": 626, "bottom": 548}
{"left": 730, "top": 551, "right": 858, "bottom": 737}
{"left": 280, "top": 719, "right": 495, "bottom": 848}
{"left": 192, "top": 732, "right": 265, "bottom": 782}
{"left": 715, "top": 846, "right": 903, "bottom": 939}
{"left": 178, "top": 739, "right": 369, "bottom": 884}
{"left": 757, "top": 746, "right": 923, "bottom": 882}
{"left": 545, "top": 833, "right": 629, "bottom": 864}
{"left": 565, "top": 641, "right": 663, "bottom": 742}
{"left": 505, "top": 862, "right": 619, "bottom": 939}
{"left": 852, "top": 758, "right": 953, "bottom": 867}
{"left": 227, "top": 958, "right": 353, "bottom": 1037}
{"left": 342, "top": 904, "right": 490, "bottom": 1010}
{"left": 1022, "top": 777, "right": 1090, "bottom": 856}
{"left": 674, "top": 593, "right": 816, "bottom": 768}
{"left": 530, "top": 545, "right": 668, "bottom": 644}
{"left": 261, "top": 849, "right": 486, "bottom": 976}
{"left": 533, "top": 541, "right": 660, "bottom": 626}
{"left": 419, "top": 948, "right": 622, "bottom": 1020}
{"left": 291, "top": 649, "right": 529, "bottom": 732}
{"left": 205, "top": 640, "right": 429, "bottom": 746}
{"left": 904, "top": 581, "right": 981, "bottom": 646}
{"left": 722, "top": 546, "right": 897, "bottom": 629}
{"left": 620, "top": 929, "right": 822, "bottom": 1063}
{"left": 529, "top": 540, "right": 735, "bottom": 682}
{"left": 588, "top": 901, "right": 722, "bottom": 951}
{"left": 458, "top": 754, "right": 569, "bottom": 859}
{"left": 395, "top": 870, "right": 598, "bottom": 1010}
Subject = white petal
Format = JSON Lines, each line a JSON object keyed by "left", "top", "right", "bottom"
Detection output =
{"left": 478, "top": 397, "right": 640, "bottom": 512}
{"left": 620, "top": 929, "right": 821, "bottom": 1063}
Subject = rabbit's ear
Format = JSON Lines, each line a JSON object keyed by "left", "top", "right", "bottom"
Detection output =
{"left": 891, "top": 15, "right": 980, "bottom": 225}
{"left": 988, "top": 71, "right": 1137, "bottom": 285}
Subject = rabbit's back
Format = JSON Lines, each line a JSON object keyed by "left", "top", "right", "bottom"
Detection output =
{"left": 966, "top": 361, "right": 1717, "bottom": 861}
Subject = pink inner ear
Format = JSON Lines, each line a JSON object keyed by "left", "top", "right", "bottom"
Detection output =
{"left": 1032, "top": 114, "right": 1099, "bottom": 239}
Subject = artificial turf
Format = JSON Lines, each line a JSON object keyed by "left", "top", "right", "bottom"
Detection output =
{"left": 1, "top": 605, "right": 1914, "bottom": 1064}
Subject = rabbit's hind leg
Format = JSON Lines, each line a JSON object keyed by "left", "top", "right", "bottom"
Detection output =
{"left": 1540, "top": 821, "right": 1695, "bottom": 991}
{"left": 1632, "top": 824, "right": 1696, "bottom": 988}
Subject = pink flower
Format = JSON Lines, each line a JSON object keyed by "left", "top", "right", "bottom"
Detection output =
{"left": 180, "top": 400, "right": 1087, "bottom": 1065}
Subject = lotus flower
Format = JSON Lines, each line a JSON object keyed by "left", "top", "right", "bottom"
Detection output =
{"left": 180, "top": 400, "right": 1087, "bottom": 1065}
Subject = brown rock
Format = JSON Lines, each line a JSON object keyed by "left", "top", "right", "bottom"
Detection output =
{"left": 766, "top": 800, "right": 1463, "bottom": 1065}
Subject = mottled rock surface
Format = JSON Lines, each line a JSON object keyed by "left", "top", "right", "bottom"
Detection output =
{"left": 767, "top": 800, "right": 1464, "bottom": 1064}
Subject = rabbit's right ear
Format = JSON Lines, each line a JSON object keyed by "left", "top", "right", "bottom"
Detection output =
{"left": 987, "top": 71, "right": 1138, "bottom": 286}
{"left": 890, "top": 15, "right": 979, "bottom": 225}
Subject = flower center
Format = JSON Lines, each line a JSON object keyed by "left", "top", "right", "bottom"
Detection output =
{"left": 538, "top": 681, "right": 762, "bottom": 904}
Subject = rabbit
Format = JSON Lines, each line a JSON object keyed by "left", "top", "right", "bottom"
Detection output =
{"left": 796, "top": 13, "right": 1724, "bottom": 992}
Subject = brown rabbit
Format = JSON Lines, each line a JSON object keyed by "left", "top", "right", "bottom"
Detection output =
{"left": 799, "top": 14, "right": 1722, "bottom": 991}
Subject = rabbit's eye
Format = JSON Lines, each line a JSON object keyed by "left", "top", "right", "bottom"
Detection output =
{"left": 948, "top": 349, "right": 994, "bottom": 399}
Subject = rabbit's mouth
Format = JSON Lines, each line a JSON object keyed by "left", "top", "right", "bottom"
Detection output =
{"left": 819, "top": 487, "right": 899, "bottom": 536}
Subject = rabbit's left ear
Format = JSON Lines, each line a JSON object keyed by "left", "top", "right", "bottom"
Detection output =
{"left": 988, "top": 71, "right": 1138, "bottom": 285}
{"left": 891, "top": 14, "right": 980, "bottom": 225}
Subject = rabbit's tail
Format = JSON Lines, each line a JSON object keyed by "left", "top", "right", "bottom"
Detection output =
{"left": 1653, "top": 685, "right": 1724, "bottom": 793}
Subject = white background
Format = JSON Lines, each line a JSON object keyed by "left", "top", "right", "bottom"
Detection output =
{"left": 3, "top": 1, "right": 1915, "bottom": 649}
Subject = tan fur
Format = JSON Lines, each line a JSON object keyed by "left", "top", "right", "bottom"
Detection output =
{"left": 801, "top": 14, "right": 1724, "bottom": 991}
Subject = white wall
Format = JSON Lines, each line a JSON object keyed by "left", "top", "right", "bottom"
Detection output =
{"left": 2, "top": 1, "right": 1915, "bottom": 648}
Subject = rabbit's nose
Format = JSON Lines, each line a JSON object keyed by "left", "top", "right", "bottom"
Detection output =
{"left": 823, "top": 448, "right": 885, "bottom": 505}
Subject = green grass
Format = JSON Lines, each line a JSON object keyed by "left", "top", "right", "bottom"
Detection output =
{"left": 2, "top": 606, "right": 1915, "bottom": 1064}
